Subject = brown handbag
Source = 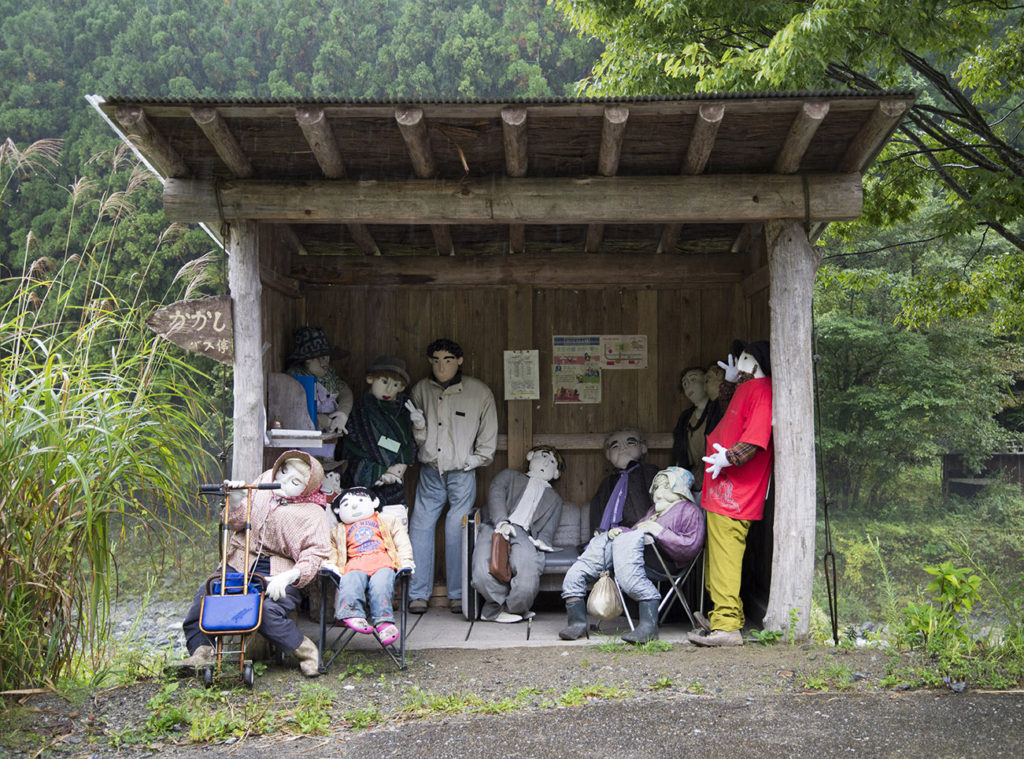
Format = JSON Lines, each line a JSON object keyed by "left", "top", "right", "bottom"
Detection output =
{"left": 489, "top": 531, "right": 512, "bottom": 583}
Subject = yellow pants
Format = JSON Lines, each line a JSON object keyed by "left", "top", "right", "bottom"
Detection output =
{"left": 704, "top": 509, "right": 751, "bottom": 632}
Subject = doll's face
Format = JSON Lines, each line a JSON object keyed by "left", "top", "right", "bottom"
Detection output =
{"left": 650, "top": 474, "right": 678, "bottom": 513}
{"left": 428, "top": 350, "right": 463, "bottom": 384}
{"left": 275, "top": 459, "right": 310, "bottom": 498}
{"left": 681, "top": 370, "right": 707, "bottom": 405}
{"left": 604, "top": 430, "right": 646, "bottom": 470}
{"left": 736, "top": 351, "right": 765, "bottom": 378}
{"left": 334, "top": 491, "right": 379, "bottom": 524}
{"left": 303, "top": 355, "right": 330, "bottom": 378}
{"left": 368, "top": 375, "right": 406, "bottom": 401}
{"left": 526, "top": 448, "right": 560, "bottom": 481}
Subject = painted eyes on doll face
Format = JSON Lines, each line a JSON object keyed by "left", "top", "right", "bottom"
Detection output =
{"left": 527, "top": 449, "right": 559, "bottom": 480}
{"left": 736, "top": 351, "right": 761, "bottom": 376}
{"left": 607, "top": 437, "right": 641, "bottom": 452}
{"left": 304, "top": 355, "right": 329, "bottom": 378}
{"left": 428, "top": 352, "right": 463, "bottom": 382}
{"left": 275, "top": 464, "right": 307, "bottom": 498}
{"left": 369, "top": 376, "right": 405, "bottom": 400}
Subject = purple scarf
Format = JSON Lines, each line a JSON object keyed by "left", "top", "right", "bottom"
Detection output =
{"left": 598, "top": 462, "right": 639, "bottom": 531}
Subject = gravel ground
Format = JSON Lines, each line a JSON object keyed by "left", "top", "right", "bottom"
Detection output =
{"left": 2, "top": 601, "right": 1022, "bottom": 758}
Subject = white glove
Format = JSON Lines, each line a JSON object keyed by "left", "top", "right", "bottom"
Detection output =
{"left": 376, "top": 471, "right": 402, "bottom": 485}
{"left": 266, "top": 567, "right": 300, "bottom": 601}
{"left": 528, "top": 535, "right": 556, "bottom": 552}
{"left": 495, "top": 521, "right": 516, "bottom": 539}
{"left": 327, "top": 410, "right": 348, "bottom": 435}
{"left": 463, "top": 454, "right": 484, "bottom": 471}
{"left": 703, "top": 442, "right": 732, "bottom": 480}
{"left": 405, "top": 400, "right": 426, "bottom": 430}
{"left": 607, "top": 527, "right": 623, "bottom": 540}
{"left": 718, "top": 354, "right": 739, "bottom": 383}
{"left": 222, "top": 479, "right": 247, "bottom": 490}
{"left": 321, "top": 562, "right": 342, "bottom": 577}
{"left": 636, "top": 520, "right": 663, "bottom": 536}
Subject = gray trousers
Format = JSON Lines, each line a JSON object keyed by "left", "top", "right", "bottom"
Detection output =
{"left": 182, "top": 564, "right": 304, "bottom": 654}
{"left": 471, "top": 524, "right": 545, "bottom": 616}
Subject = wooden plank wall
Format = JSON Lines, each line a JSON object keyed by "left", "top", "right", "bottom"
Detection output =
{"left": 288, "top": 283, "right": 753, "bottom": 508}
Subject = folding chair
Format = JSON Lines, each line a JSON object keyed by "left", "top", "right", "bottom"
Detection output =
{"left": 618, "top": 538, "right": 705, "bottom": 632}
{"left": 317, "top": 567, "right": 412, "bottom": 671}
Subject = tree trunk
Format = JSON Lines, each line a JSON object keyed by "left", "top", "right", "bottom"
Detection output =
{"left": 763, "top": 219, "right": 821, "bottom": 637}
{"left": 227, "top": 220, "right": 264, "bottom": 482}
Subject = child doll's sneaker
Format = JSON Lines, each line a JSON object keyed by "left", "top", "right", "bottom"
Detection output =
{"left": 375, "top": 622, "right": 400, "bottom": 647}
{"left": 343, "top": 617, "right": 373, "bottom": 633}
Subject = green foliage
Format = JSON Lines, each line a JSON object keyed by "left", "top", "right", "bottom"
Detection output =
{"left": 750, "top": 628, "right": 783, "bottom": 646}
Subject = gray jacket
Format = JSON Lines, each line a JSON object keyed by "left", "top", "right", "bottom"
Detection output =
{"left": 484, "top": 468, "right": 564, "bottom": 548}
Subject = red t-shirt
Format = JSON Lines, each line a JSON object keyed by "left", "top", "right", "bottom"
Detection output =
{"left": 702, "top": 377, "right": 773, "bottom": 521}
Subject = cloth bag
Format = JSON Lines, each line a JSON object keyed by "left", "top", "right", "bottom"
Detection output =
{"left": 586, "top": 571, "right": 623, "bottom": 620}
{"left": 489, "top": 531, "right": 512, "bottom": 583}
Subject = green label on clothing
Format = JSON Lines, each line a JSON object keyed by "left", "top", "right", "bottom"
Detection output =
{"left": 378, "top": 435, "right": 401, "bottom": 453}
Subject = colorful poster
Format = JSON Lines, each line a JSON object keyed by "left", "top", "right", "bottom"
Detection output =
{"left": 552, "top": 335, "right": 602, "bottom": 404}
{"left": 503, "top": 350, "right": 540, "bottom": 400}
{"left": 599, "top": 334, "right": 648, "bottom": 369}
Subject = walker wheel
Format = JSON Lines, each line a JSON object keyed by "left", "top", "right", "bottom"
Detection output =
{"left": 242, "top": 660, "right": 254, "bottom": 688}
{"left": 201, "top": 666, "right": 214, "bottom": 687}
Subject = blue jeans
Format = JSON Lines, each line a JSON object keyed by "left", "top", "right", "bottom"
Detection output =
{"left": 561, "top": 530, "right": 660, "bottom": 602}
{"left": 334, "top": 568, "right": 396, "bottom": 625}
{"left": 409, "top": 466, "right": 476, "bottom": 601}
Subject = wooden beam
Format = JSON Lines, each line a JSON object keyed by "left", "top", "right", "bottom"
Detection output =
{"left": 741, "top": 263, "right": 770, "bottom": 298}
{"left": 114, "top": 106, "right": 188, "bottom": 177}
{"left": 508, "top": 223, "right": 525, "bottom": 254}
{"left": 684, "top": 103, "right": 725, "bottom": 175}
{"left": 774, "top": 101, "right": 830, "bottom": 174}
{"left": 291, "top": 252, "right": 743, "bottom": 288}
{"left": 526, "top": 432, "right": 673, "bottom": 451}
{"left": 506, "top": 285, "right": 533, "bottom": 469}
{"left": 227, "top": 220, "right": 263, "bottom": 481}
{"left": 191, "top": 107, "right": 253, "bottom": 178}
{"left": 501, "top": 107, "right": 528, "bottom": 177}
{"left": 395, "top": 107, "right": 452, "bottom": 255}
{"left": 164, "top": 174, "right": 863, "bottom": 225}
{"left": 586, "top": 106, "right": 629, "bottom": 253}
{"left": 763, "top": 218, "right": 823, "bottom": 638}
{"left": 839, "top": 100, "right": 908, "bottom": 173}
{"left": 296, "top": 107, "right": 379, "bottom": 255}
{"left": 658, "top": 104, "right": 725, "bottom": 253}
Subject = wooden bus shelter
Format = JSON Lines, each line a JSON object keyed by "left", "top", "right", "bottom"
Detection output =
{"left": 90, "top": 91, "right": 914, "bottom": 635}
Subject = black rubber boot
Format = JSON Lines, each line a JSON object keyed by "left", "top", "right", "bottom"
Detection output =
{"left": 558, "top": 597, "right": 589, "bottom": 640}
{"left": 621, "top": 599, "right": 659, "bottom": 644}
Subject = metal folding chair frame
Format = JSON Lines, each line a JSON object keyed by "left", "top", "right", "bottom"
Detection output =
{"left": 618, "top": 540, "right": 705, "bottom": 632}
{"left": 317, "top": 566, "right": 412, "bottom": 671}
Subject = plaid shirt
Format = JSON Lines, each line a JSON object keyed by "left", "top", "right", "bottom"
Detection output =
{"left": 226, "top": 471, "right": 330, "bottom": 589}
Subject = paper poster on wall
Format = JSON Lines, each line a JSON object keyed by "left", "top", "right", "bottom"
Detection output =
{"left": 503, "top": 350, "right": 540, "bottom": 400}
{"left": 552, "top": 335, "right": 602, "bottom": 404}
{"left": 599, "top": 334, "right": 648, "bottom": 369}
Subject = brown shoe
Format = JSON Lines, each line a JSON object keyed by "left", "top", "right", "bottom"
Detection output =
{"left": 409, "top": 599, "right": 429, "bottom": 614}
{"left": 293, "top": 636, "right": 321, "bottom": 677}
{"left": 688, "top": 628, "right": 743, "bottom": 647}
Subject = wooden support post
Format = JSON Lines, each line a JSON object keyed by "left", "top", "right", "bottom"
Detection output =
{"left": 227, "top": 220, "right": 264, "bottom": 481}
{"left": 763, "top": 219, "right": 822, "bottom": 637}
{"left": 506, "top": 285, "right": 533, "bottom": 468}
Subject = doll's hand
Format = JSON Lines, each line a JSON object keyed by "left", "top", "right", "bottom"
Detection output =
{"left": 404, "top": 401, "right": 426, "bottom": 430}
{"left": 607, "top": 527, "right": 623, "bottom": 540}
{"left": 327, "top": 410, "right": 348, "bottom": 435}
{"left": 495, "top": 521, "right": 516, "bottom": 539}
{"left": 703, "top": 443, "right": 732, "bottom": 480}
{"left": 375, "top": 471, "right": 401, "bottom": 485}
{"left": 463, "top": 454, "right": 484, "bottom": 471}
{"left": 636, "top": 520, "right": 663, "bottom": 536}
{"left": 266, "top": 567, "right": 301, "bottom": 601}
{"left": 222, "top": 479, "right": 247, "bottom": 490}
{"left": 718, "top": 354, "right": 739, "bottom": 383}
{"left": 528, "top": 535, "right": 556, "bottom": 552}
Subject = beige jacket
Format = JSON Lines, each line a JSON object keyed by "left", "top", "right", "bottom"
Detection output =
{"left": 410, "top": 375, "right": 497, "bottom": 474}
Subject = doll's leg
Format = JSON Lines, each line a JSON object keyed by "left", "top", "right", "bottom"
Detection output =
{"left": 504, "top": 536, "right": 542, "bottom": 615}
{"left": 366, "top": 567, "right": 396, "bottom": 625}
{"left": 335, "top": 570, "right": 370, "bottom": 621}
{"left": 471, "top": 524, "right": 509, "bottom": 618}
{"left": 610, "top": 530, "right": 660, "bottom": 602}
{"left": 409, "top": 467, "right": 446, "bottom": 602}
{"left": 561, "top": 533, "right": 611, "bottom": 599}
{"left": 442, "top": 469, "right": 477, "bottom": 602}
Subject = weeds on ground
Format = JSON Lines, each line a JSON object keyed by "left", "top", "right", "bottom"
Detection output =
{"left": 595, "top": 637, "right": 673, "bottom": 654}
{"left": 801, "top": 663, "right": 854, "bottom": 691}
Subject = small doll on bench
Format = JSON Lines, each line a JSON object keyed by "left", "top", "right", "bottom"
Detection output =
{"left": 323, "top": 487, "right": 414, "bottom": 646}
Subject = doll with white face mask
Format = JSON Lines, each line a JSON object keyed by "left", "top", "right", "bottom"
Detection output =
{"left": 471, "top": 446, "right": 566, "bottom": 622}
{"left": 339, "top": 356, "right": 417, "bottom": 508}
{"left": 690, "top": 340, "right": 773, "bottom": 649}
{"left": 175, "top": 450, "right": 330, "bottom": 677}
{"left": 322, "top": 487, "right": 414, "bottom": 647}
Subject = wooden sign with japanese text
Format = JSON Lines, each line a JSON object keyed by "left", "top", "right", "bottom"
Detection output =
{"left": 146, "top": 295, "right": 233, "bottom": 364}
